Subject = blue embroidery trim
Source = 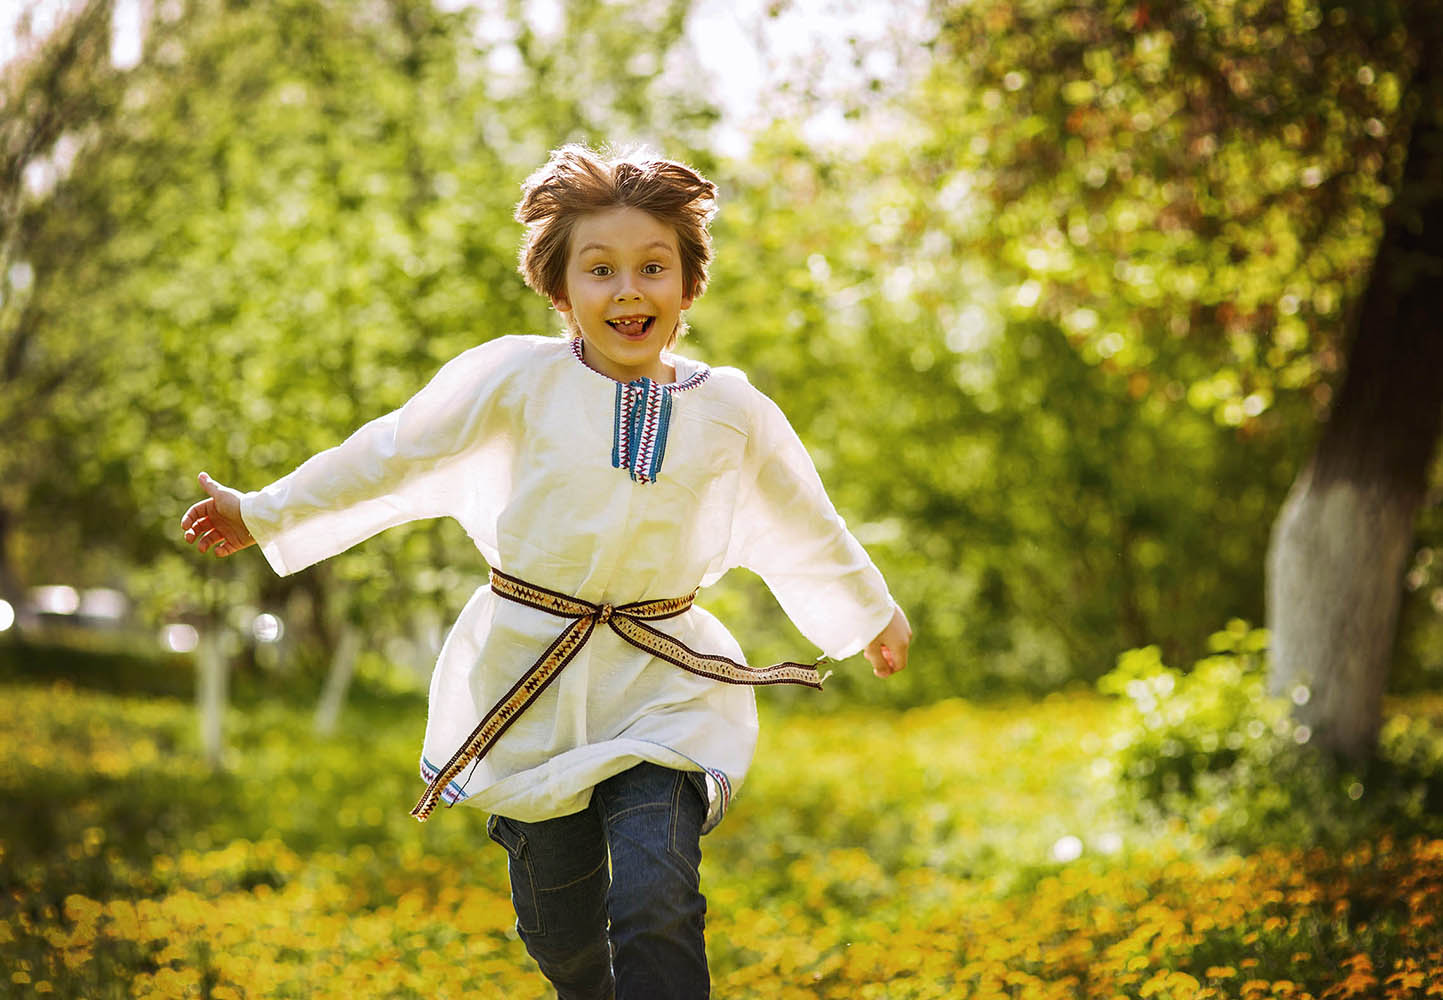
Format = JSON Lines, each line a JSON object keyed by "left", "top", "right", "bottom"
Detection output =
{"left": 612, "top": 382, "right": 627, "bottom": 470}
{"left": 419, "top": 754, "right": 470, "bottom": 805}
{"left": 570, "top": 337, "right": 710, "bottom": 486}
{"left": 649, "top": 386, "right": 673, "bottom": 482}
{"left": 612, "top": 378, "right": 675, "bottom": 483}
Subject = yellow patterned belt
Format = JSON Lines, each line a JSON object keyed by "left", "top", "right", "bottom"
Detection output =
{"left": 410, "top": 567, "right": 831, "bottom": 821}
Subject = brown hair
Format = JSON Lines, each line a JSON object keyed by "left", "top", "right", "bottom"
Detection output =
{"left": 515, "top": 144, "right": 718, "bottom": 333}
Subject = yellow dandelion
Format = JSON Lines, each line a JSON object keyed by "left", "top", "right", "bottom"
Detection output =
{"left": 1387, "top": 970, "right": 1426, "bottom": 990}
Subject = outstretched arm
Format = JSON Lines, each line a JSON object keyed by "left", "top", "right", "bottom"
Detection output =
{"left": 864, "top": 605, "right": 912, "bottom": 679}
{"left": 180, "top": 472, "right": 255, "bottom": 558}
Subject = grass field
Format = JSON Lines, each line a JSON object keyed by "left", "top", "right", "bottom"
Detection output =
{"left": 1, "top": 646, "right": 1440, "bottom": 998}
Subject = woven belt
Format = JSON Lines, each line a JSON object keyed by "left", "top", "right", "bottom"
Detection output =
{"left": 410, "top": 568, "right": 831, "bottom": 821}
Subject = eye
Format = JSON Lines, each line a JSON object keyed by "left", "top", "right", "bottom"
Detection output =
{"left": 642, "top": 263, "right": 664, "bottom": 275}
{"left": 589, "top": 265, "right": 613, "bottom": 277}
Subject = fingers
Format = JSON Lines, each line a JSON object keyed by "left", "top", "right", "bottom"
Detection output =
{"left": 182, "top": 503, "right": 225, "bottom": 550}
{"left": 188, "top": 518, "right": 222, "bottom": 554}
{"left": 183, "top": 472, "right": 254, "bottom": 557}
{"left": 871, "top": 645, "right": 902, "bottom": 679}
{"left": 195, "top": 524, "right": 241, "bottom": 557}
{"left": 887, "top": 637, "right": 909, "bottom": 674}
{"left": 180, "top": 498, "right": 236, "bottom": 556}
{"left": 181, "top": 498, "right": 213, "bottom": 539}
{"left": 863, "top": 606, "right": 912, "bottom": 679}
{"left": 864, "top": 642, "right": 902, "bottom": 679}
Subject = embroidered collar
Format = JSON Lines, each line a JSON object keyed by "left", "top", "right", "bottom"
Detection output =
{"left": 567, "top": 337, "right": 711, "bottom": 484}
{"left": 566, "top": 335, "right": 710, "bottom": 391}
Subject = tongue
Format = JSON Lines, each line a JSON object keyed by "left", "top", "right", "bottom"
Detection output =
{"left": 614, "top": 320, "right": 647, "bottom": 336}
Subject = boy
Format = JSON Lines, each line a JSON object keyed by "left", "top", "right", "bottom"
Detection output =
{"left": 181, "top": 144, "right": 910, "bottom": 999}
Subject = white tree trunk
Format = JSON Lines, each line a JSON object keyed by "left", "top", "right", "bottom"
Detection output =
{"left": 313, "top": 622, "right": 362, "bottom": 736}
{"left": 196, "top": 628, "right": 228, "bottom": 771}
{"left": 410, "top": 604, "right": 444, "bottom": 684}
{"left": 1266, "top": 464, "right": 1418, "bottom": 758}
{"left": 1265, "top": 49, "right": 1443, "bottom": 759}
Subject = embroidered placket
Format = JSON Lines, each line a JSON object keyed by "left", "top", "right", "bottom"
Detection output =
{"left": 568, "top": 337, "right": 710, "bottom": 485}
{"left": 613, "top": 378, "right": 674, "bottom": 484}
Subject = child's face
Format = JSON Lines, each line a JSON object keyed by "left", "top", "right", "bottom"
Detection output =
{"left": 552, "top": 205, "right": 693, "bottom": 384}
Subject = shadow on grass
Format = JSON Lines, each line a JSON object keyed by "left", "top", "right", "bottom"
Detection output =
{"left": 0, "top": 631, "right": 425, "bottom": 710}
{"left": 0, "top": 634, "right": 195, "bottom": 700}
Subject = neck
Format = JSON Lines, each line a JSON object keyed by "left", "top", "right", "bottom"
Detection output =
{"left": 579, "top": 340, "right": 675, "bottom": 384}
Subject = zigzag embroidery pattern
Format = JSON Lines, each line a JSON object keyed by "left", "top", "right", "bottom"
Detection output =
{"left": 567, "top": 336, "right": 709, "bottom": 484}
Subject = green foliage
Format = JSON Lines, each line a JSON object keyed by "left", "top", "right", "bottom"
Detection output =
{"left": 1100, "top": 620, "right": 1443, "bottom": 849}
{"left": 1394, "top": 499, "right": 1443, "bottom": 692}
{"left": 698, "top": 132, "right": 1306, "bottom": 702}
{"left": 916, "top": 0, "right": 1426, "bottom": 414}
{"left": 4, "top": 0, "right": 1441, "bottom": 713}
{"left": 2, "top": 0, "right": 728, "bottom": 679}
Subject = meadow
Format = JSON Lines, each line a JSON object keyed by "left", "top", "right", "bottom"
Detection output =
{"left": 1, "top": 646, "right": 1440, "bottom": 999}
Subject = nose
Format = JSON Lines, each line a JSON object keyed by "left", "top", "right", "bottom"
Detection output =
{"left": 613, "top": 272, "right": 642, "bottom": 301}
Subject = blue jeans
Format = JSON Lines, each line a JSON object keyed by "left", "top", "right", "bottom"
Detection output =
{"left": 486, "top": 763, "right": 710, "bottom": 1000}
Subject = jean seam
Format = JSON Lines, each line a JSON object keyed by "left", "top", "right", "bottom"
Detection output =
{"left": 535, "top": 854, "right": 608, "bottom": 894}
{"left": 667, "top": 772, "right": 702, "bottom": 884}
{"left": 520, "top": 853, "right": 546, "bottom": 936}
{"left": 606, "top": 801, "right": 670, "bottom": 823}
{"left": 488, "top": 815, "right": 546, "bottom": 937}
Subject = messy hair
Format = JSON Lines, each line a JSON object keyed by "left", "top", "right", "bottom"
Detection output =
{"left": 515, "top": 144, "right": 718, "bottom": 319}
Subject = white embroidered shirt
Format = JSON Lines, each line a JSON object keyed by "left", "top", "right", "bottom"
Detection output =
{"left": 240, "top": 334, "right": 895, "bottom": 831}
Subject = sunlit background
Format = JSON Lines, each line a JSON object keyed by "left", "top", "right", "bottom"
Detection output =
{"left": 2, "top": 0, "right": 1442, "bottom": 995}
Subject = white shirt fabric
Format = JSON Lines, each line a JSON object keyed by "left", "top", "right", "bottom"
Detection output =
{"left": 240, "top": 334, "right": 895, "bottom": 831}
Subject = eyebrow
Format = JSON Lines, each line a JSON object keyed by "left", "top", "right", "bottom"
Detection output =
{"left": 577, "top": 240, "right": 676, "bottom": 255}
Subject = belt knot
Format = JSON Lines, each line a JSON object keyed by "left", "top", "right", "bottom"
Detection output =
{"left": 410, "top": 568, "right": 828, "bottom": 823}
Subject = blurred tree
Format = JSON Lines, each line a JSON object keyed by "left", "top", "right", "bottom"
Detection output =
{"left": 1267, "top": 29, "right": 1443, "bottom": 758}
{"left": 5, "top": 0, "right": 722, "bottom": 745}
{"left": 20, "top": 0, "right": 1435, "bottom": 737}
{"left": 697, "top": 129, "right": 1300, "bottom": 705}
{"left": 907, "top": 0, "right": 1442, "bottom": 751}
{"left": 0, "top": 0, "right": 124, "bottom": 618}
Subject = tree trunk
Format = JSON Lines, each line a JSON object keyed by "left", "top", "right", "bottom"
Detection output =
{"left": 1267, "top": 468, "right": 1424, "bottom": 757}
{"left": 196, "top": 626, "right": 229, "bottom": 770}
{"left": 313, "top": 622, "right": 362, "bottom": 737}
{"left": 1266, "top": 58, "right": 1443, "bottom": 759}
{"left": 0, "top": 501, "right": 26, "bottom": 625}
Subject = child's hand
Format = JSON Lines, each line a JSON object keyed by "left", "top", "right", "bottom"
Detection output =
{"left": 864, "top": 605, "right": 911, "bottom": 679}
{"left": 180, "top": 472, "right": 255, "bottom": 558}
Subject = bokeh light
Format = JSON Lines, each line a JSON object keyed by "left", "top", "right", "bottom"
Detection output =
{"left": 252, "top": 613, "right": 284, "bottom": 643}
{"left": 162, "top": 623, "right": 199, "bottom": 653}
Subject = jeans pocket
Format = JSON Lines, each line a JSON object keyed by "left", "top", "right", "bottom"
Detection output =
{"left": 668, "top": 772, "right": 707, "bottom": 882}
{"left": 486, "top": 814, "right": 545, "bottom": 936}
{"left": 682, "top": 770, "right": 709, "bottom": 816}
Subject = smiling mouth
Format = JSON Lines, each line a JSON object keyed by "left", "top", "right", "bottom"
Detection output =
{"left": 607, "top": 316, "right": 655, "bottom": 338}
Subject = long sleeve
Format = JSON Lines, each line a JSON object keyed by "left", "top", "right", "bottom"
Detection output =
{"left": 730, "top": 388, "right": 895, "bottom": 660}
{"left": 240, "top": 337, "right": 521, "bottom": 577}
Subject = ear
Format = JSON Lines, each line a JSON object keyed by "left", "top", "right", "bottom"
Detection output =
{"left": 681, "top": 294, "right": 694, "bottom": 310}
{"left": 551, "top": 293, "right": 572, "bottom": 313}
